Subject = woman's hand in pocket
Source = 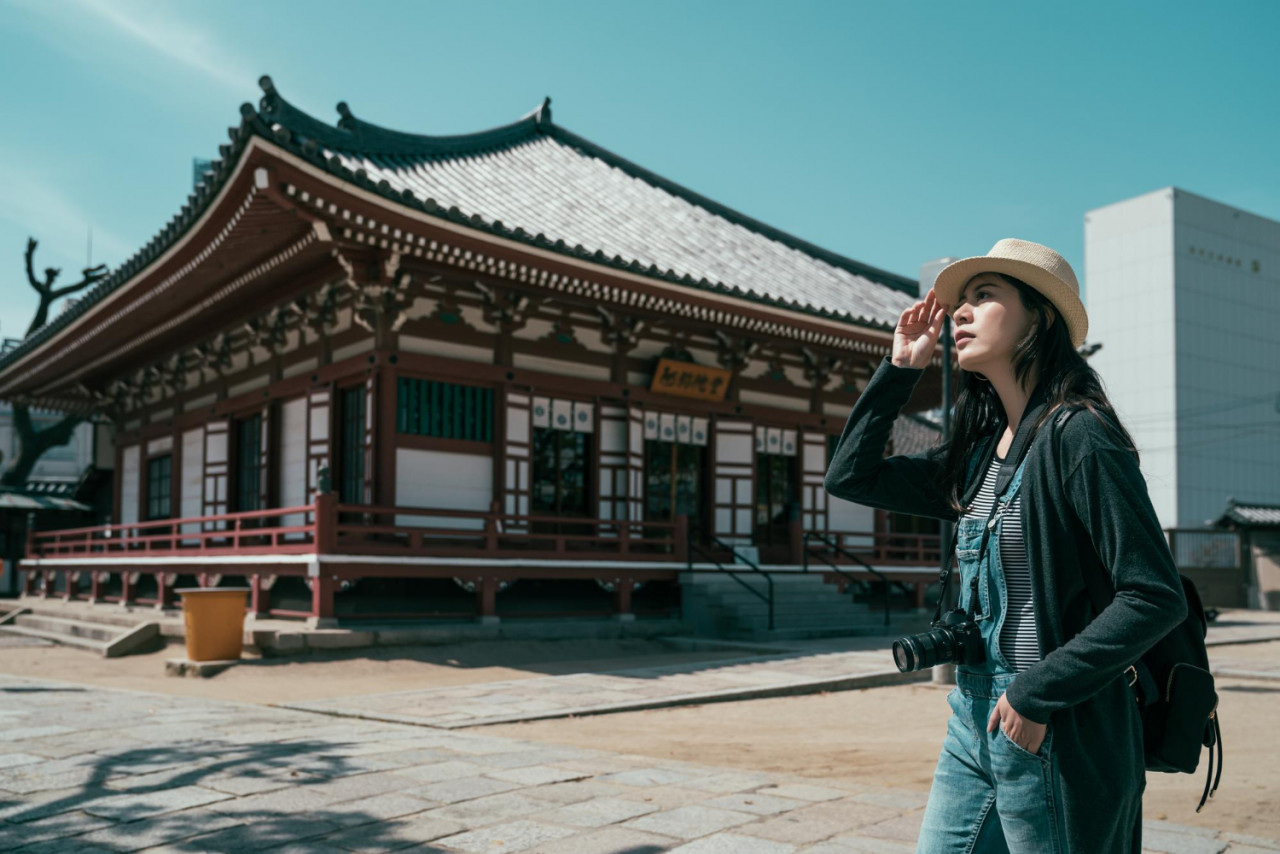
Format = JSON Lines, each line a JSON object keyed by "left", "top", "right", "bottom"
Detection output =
{"left": 988, "top": 691, "right": 1047, "bottom": 754}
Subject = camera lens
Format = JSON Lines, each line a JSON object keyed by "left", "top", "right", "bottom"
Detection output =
{"left": 892, "top": 627, "right": 956, "bottom": 673}
{"left": 893, "top": 637, "right": 921, "bottom": 671}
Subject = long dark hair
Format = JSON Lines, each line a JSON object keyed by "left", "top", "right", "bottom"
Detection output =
{"left": 937, "top": 273, "right": 1139, "bottom": 513}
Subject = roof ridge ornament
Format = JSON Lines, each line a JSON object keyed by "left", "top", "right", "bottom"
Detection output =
{"left": 258, "top": 74, "right": 279, "bottom": 115}
{"left": 336, "top": 100, "right": 357, "bottom": 132}
{"left": 528, "top": 96, "right": 552, "bottom": 130}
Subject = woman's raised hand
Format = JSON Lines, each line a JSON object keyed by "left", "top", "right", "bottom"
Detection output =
{"left": 892, "top": 288, "right": 947, "bottom": 370}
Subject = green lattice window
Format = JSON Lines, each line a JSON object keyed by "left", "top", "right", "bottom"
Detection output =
{"left": 339, "top": 387, "right": 366, "bottom": 504}
{"left": 234, "top": 415, "right": 262, "bottom": 512}
{"left": 146, "top": 454, "right": 171, "bottom": 520}
{"left": 397, "top": 379, "right": 493, "bottom": 442}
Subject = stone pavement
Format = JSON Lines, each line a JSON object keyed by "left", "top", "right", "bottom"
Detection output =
{"left": 279, "top": 649, "right": 922, "bottom": 728}
{"left": 1204, "top": 611, "right": 1280, "bottom": 647}
{"left": 1212, "top": 658, "right": 1280, "bottom": 682}
{"left": 2, "top": 675, "right": 1275, "bottom": 854}
{"left": 276, "top": 611, "right": 1280, "bottom": 730}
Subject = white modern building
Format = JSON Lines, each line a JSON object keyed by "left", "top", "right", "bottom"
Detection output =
{"left": 1084, "top": 188, "right": 1280, "bottom": 530}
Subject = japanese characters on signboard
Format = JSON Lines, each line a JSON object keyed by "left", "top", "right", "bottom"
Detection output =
{"left": 648, "top": 358, "right": 731, "bottom": 402}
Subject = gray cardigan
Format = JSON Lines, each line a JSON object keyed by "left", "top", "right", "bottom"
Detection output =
{"left": 824, "top": 356, "right": 1187, "bottom": 854}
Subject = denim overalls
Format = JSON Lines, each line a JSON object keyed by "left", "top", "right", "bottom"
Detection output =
{"left": 916, "top": 451, "right": 1068, "bottom": 854}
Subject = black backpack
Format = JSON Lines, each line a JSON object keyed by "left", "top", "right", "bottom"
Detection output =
{"left": 1060, "top": 409, "right": 1223, "bottom": 811}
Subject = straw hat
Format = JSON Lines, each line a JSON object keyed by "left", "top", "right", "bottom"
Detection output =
{"left": 933, "top": 238, "right": 1088, "bottom": 348}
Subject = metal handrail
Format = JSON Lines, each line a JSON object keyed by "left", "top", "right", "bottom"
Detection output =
{"left": 803, "top": 531, "right": 892, "bottom": 627}
{"left": 686, "top": 537, "right": 775, "bottom": 631}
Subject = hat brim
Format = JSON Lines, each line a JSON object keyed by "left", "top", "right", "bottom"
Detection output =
{"left": 933, "top": 255, "right": 1089, "bottom": 348}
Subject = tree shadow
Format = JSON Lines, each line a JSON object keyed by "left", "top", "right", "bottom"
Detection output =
{"left": 0, "top": 686, "right": 86, "bottom": 693}
{"left": 0, "top": 738, "right": 451, "bottom": 851}
{"left": 0, "top": 734, "right": 683, "bottom": 852}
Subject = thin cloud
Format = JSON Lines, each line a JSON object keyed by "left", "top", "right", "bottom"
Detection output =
{"left": 52, "top": 0, "right": 256, "bottom": 93}
{"left": 0, "top": 161, "right": 132, "bottom": 267}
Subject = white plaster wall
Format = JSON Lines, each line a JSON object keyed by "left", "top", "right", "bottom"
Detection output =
{"left": 180, "top": 428, "right": 204, "bottom": 535}
{"left": 738, "top": 389, "right": 809, "bottom": 413}
{"left": 331, "top": 338, "right": 374, "bottom": 363}
{"left": 282, "top": 357, "right": 319, "bottom": 380}
{"left": 399, "top": 336, "right": 493, "bottom": 364}
{"left": 120, "top": 445, "right": 140, "bottom": 526}
{"left": 184, "top": 393, "right": 218, "bottom": 412}
{"left": 513, "top": 353, "right": 611, "bottom": 381}
{"left": 279, "top": 398, "right": 308, "bottom": 515}
{"left": 395, "top": 448, "right": 493, "bottom": 531}
{"left": 228, "top": 374, "right": 269, "bottom": 398}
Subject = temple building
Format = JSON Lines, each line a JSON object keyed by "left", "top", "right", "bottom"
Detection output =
{"left": 2, "top": 77, "right": 944, "bottom": 627}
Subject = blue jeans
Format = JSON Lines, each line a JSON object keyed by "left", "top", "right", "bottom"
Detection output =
{"left": 916, "top": 671, "right": 1066, "bottom": 853}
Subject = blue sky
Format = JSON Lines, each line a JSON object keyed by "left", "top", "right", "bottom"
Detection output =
{"left": 1, "top": 0, "right": 1277, "bottom": 343}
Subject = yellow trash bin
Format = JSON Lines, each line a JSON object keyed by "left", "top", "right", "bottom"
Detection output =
{"left": 176, "top": 588, "right": 250, "bottom": 662}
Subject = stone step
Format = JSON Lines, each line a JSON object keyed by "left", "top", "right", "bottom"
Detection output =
{"left": 20, "top": 602, "right": 171, "bottom": 630}
{"left": 0, "top": 624, "right": 109, "bottom": 653}
{"left": 1, "top": 614, "right": 162, "bottom": 658}
{"left": 15, "top": 614, "right": 121, "bottom": 643}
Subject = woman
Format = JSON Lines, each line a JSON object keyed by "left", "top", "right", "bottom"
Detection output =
{"left": 824, "top": 239, "right": 1187, "bottom": 853}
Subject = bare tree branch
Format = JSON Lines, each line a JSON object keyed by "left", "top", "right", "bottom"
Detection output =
{"left": 23, "top": 237, "right": 109, "bottom": 337}
{"left": 0, "top": 406, "right": 81, "bottom": 488}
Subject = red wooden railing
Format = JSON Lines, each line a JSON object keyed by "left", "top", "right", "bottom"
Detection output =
{"left": 25, "top": 496, "right": 687, "bottom": 563}
{"left": 26, "top": 494, "right": 935, "bottom": 568}
{"left": 798, "top": 527, "right": 942, "bottom": 565}
{"left": 330, "top": 502, "right": 685, "bottom": 561}
{"left": 26, "top": 505, "right": 318, "bottom": 558}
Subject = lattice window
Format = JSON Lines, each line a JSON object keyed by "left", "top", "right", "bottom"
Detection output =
{"left": 397, "top": 379, "right": 494, "bottom": 442}
{"left": 146, "top": 454, "right": 171, "bottom": 521}
{"left": 234, "top": 415, "right": 262, "bottom": 512}
{"left": 338, "top": 387, "right": 366, "bottom": 504}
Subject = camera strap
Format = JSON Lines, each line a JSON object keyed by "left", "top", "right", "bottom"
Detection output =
{"left": 931, "top": 382, "right": 1056, "bottom": 626}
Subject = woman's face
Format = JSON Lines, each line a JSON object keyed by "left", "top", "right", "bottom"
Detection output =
{"left": 948, "top": 274, "right": 1038, "bottom": 375}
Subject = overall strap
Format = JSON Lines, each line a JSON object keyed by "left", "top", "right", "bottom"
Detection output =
{"left": 931, "top": 388, "right": 1055, "bottom": 625}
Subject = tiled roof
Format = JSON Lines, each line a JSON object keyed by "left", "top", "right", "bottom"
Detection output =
{"left": 1214, "top": 499, "right": 1280, "bottom": 528}
{"left": 0, "top": 76, "right": 916, "bottom": 378}
{"left": 891, "top": 413, "right": 943, "bottom": 457}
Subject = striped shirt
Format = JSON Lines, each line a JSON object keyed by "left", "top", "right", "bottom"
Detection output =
{"left": 961, "top": 450, "right": 1042, "bottom": 671}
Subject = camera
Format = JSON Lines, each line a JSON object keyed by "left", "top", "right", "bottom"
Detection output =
{"left": 892, "top": 609, "right": 985, "bottom": 673}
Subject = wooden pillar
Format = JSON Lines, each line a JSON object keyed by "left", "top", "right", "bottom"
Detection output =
{"left": 375, "top": 358, "right": 398, "bottom": 508}
{"left": 250, "top": 575, "right": 265, "bottom": 616}
{"left": 120, "top": 572, "right": 136, "bottom": 606}
{"left": 788, "top": 506, "right": 804, "bottom": 566}
{"left": 315, "top": 492, "right": 337, "bottom": 553}
{"left": 88, "top": 570, "right": 102, "bottom": 603}
{"left": 310, "top": 571, "right": 335, "bottom": 622}
{"left": 157, "top": 573, "right": 175, "bottom": 610}
{"left": 476, "top": 576, "right": 499, "bottom": 622}
{"left": 613, "top": 576, "right": 634, "bottom": 616}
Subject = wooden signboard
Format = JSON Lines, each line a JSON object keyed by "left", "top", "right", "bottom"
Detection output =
{"left": 649, "top": 358, "right": 731, "bottom": 402}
